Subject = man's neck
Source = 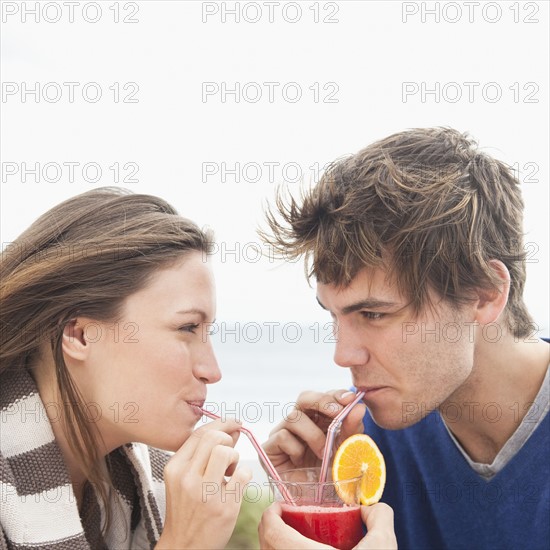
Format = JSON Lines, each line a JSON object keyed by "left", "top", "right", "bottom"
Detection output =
{"left": 439, "top": 335, "right": 549, "bottom": 464}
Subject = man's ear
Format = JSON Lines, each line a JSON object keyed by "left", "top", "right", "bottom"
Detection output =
{"left": 62, "top": 319, "right": 91, "bottom": 362}
{"left": 474, "top": 260, "right": 510, "bottom": 325}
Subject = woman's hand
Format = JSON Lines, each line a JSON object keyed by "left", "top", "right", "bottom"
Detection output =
{"left": 262, "top": 389, "right": 367, "bottom": 473}
{"left": 156, "top": 418, "right": 252, "bottom": 550}
{"left": 258, "top": 502, "right": 397, "bottom": 550}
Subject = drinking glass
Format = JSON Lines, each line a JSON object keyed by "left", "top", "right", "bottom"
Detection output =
{"left": 270, "top": 467, "right": 365, "bottom": 550}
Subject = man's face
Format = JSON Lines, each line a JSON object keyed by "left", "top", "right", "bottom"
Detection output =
{"left": 316, "top": 266, "right": 479, "bottom": 429}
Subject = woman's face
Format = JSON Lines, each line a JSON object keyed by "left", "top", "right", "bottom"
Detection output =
{"left": 74, "top": 251, "right": 220, "bottom": 452}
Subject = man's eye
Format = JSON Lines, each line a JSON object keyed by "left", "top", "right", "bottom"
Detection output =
{"left": 179, "top": 324, "right": 200, "bottom": 334}
{"left": 360, "top": 311, "right": 384, "bottom": 320}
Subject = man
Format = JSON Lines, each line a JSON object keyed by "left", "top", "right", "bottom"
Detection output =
{"left": 258, "top": 128, "right": 549, "bottom": 549}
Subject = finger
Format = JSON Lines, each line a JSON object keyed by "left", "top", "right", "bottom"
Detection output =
{"left": 294, "top": 390, "right": 346, "bottom": 420}
{"left": 333, "top": 390, "right": 367, "bottom": 419}
{"left": 203, "top": 444, "right": 240, "bottom": 481}
{"left": 195, "top": 416, "right": 243, "bottom": 446}
{"left": 266, "top": 389, "right": 363, "bottom": 461}
{"left": 265, "top": 428, "right": 310, "bottom": 466}
{"left": 276, "top": 417, "right": 328, "bottom": 460}
{"left": 175, "top": 418, "right": 242, "bottom": 462}
{"left": 259, "top": 502, "right": 284, "bottom": 533}
{"left": 355, "top": 503, "right": 397, "bottom": 550}
{"left": 329, "top": 390, "right": 366, "bottom": 440}
{"left": 225, "top": 460, "right": 237, "bottom": 477}
{"left": 225, "top": 466, "right": 253, "bottom": 498}
{"left": 293, "top": 390, "right": 362, "bottom": 436}
{"left": 268, "top": 501, "right": 283, "bottom": 516}
{"left": 332, "top": 389, "right": 360, "bottom": 405}
{"left": 258, "top": 504, "right": 278, "bottom": 550}
{"left": 341, "top": 403, "right": 367, "bottom": 437}
{"left": 258, "top": 504, "right": 290, "bottom": 548}
{"left": 361, "top": 502, "right": 394, "bottom": 531}
{"left": 188, "top": 431, "right": 235, "bottom": 477}
{"left": 259, "top": 503, "right": 335, "bottom": 550}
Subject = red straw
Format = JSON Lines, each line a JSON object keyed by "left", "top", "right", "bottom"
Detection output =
{"left": 318, "top": 391, "right": 366, "bottom": 488}
{"left": 199, "top": 408, "right": 296, "bottom": 506}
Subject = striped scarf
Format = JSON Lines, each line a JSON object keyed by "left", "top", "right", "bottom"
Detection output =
{"left": 0, "top": 367, "right": 168, "bottom": 549}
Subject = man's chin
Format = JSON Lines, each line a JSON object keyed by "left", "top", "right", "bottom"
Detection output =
{"left": 368, "top": 407, "right": 426, "bottom": 431}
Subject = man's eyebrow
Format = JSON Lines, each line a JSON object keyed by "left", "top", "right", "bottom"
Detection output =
{"left": 316, "top": 297, "right": 398, "bottom": 315}
{"left": 341, "top": 299, "right": 398, "bottom": 315}
{"left": 316, "top": 296, "right": 328, "bottom": 310}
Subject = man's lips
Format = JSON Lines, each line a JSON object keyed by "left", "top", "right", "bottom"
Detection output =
{"left": 355, "top": 385, "right": 388, "bottom": 393}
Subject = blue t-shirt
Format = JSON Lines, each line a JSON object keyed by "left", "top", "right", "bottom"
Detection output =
{"left": 363, "top": 408, "right": 549, "bottom": 549}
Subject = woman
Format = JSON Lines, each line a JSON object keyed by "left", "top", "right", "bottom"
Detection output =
{"left": 0, "top": 188, "right": 250, "bottom": 549}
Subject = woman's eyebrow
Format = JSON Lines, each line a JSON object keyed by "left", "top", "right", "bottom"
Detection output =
{"left": 175, "top": 309, "right": 207, "bottom": 321}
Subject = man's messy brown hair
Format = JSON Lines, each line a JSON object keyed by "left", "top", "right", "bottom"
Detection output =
{"left": 261, "top": 127, "right": 533, "bottom": 338}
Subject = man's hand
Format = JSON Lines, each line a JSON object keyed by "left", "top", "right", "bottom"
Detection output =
{"left": 356, "top": 504, "right": 397, "bottom": 549}
{"left": 258, "top": 503, "right": 334, "bottom": 549}
{"left": 262, "top": 389, "right": 367, "bottom": 473}
{"left": 258, "top": 502, "right": 397, "bottom": 550}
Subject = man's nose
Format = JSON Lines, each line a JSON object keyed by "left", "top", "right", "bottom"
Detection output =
{"left": 333, "top": 324, "right": 369, "bottom": 368}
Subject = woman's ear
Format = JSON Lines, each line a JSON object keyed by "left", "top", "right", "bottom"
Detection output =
{"left": 62, "top": 319, "right": 90, "bottom": 362}
{"left": 474, "top": 260, "right": 510, "bottom": 325}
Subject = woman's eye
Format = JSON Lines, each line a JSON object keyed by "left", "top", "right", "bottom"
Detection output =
{"left": 179, "top": 323, "right": 200, "bottom": 334}
{"left": 360, "top": 311, "right": 384, "bottom": 321}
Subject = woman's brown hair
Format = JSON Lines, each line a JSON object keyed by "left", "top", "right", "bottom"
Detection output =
{"left": 0, "top": 187, "right": 213, "bottom": 532}
{"left": 262, "top": 127, "right": 533, "bottom": 338}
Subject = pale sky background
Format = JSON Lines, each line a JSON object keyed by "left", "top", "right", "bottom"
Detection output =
{"left": 1, "top": 1, "right": 549, "bottom": 330}
{"left": 1, "top": 1, "right": 549, "bottom": 463}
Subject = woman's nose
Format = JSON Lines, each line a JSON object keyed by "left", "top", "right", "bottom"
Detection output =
{"left": 193, "top": 341, "right": 222, "bottom": 384}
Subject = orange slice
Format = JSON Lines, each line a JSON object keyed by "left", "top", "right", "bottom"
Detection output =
{"left": 332, "top": 434, "right": 386, "bottom": 505}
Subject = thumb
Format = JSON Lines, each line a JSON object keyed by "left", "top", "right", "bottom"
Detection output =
{"left": 259, "top": 503, "right": 334, "bottom": 550}
{"left": 355, "top": 504, "right": 397, "bottom": 550}
{"left": 334, "top": 390, "right": 366, "bottom": 437}
{"left": 334, "top": 390, "right": 358, "bottom": 405}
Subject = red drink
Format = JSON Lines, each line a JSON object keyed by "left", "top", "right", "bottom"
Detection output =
{"left": 281, "top": 503, "right": 364, "bottom": 550}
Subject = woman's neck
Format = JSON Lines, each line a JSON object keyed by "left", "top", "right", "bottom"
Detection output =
{"left": 30, "top": 355, "right": 100, "bottom": 509}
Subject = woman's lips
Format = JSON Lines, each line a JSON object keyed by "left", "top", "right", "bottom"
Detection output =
{"left": 186, "top": 400, "right": 205, "bottom": 416}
